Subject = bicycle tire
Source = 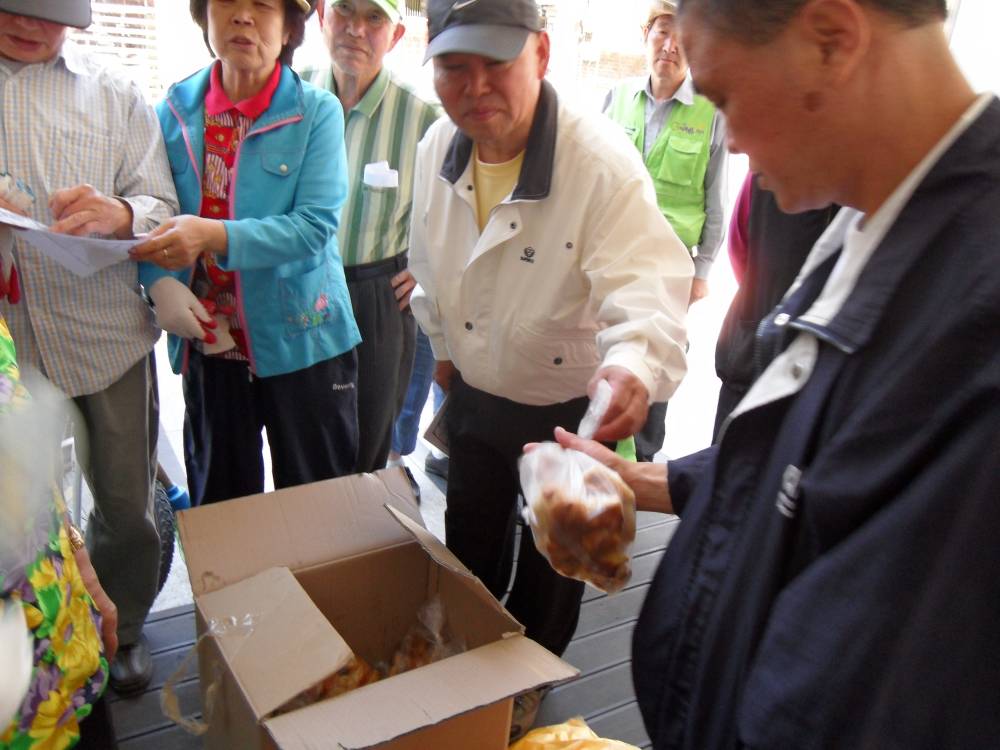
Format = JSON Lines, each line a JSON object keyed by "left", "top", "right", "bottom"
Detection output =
{"left": 153, "top": 481, "right": 175, "bottom": 594}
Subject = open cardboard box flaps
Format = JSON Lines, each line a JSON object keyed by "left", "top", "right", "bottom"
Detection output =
{"left": 176, "top": 468, "right": 579, "bottom": 750}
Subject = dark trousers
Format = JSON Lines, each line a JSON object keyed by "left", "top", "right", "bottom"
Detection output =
{"left": 76, "top": 696, "right": 117, "bottom": 750}
{"left": 346, "top": 254, "right": 416, "bottom": 472}
{"left": 635, "top": 400, "right": 669, "bottom": 462}
{"left": 183, "top": 349, "right": 358, "bottom": 505}
{"left": 445, "top": 375, "right": 587, "bottom": 656}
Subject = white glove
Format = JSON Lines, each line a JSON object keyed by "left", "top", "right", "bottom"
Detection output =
{"left": 148, "top": 276, "right": 213, "bottom": 340}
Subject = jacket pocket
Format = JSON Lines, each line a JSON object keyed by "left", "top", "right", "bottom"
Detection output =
{"left": 656, "top": 134, "right": 704, "bottom": 187}
{"left": 513, "top": 323, "right": 601, "bottom": 372}
{"left": 260, "top": 148, "right": 306, "bottom": 177}
{"left": 358, "top": 183, "right": 398, "bottom": 241}
{"left": 252, "top": 148, "right": 307, "bottom": 215}
{"left": 279, "top": 260, "right": 337, "bottom": 337}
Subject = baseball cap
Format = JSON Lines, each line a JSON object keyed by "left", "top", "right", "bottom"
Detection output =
{"left": 0, "top": 0, "right": 92, "bottom": 28}
{"left": 424, "top": 0, "right": 543, "bottom": 64}
{"left": 368, "top": 0, "right": 402, "bottom": 22}
{"left": 329, "top": 0, "right": 401, "bottom": 22}
{"left": 646, "top": 0, "right": 678, "bottom": 26}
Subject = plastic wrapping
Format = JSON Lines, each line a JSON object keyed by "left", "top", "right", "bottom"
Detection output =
{"left": 386, "top": 594, "right": 466, "bottom": 676}
{"left": 0, "top": 172, "right": 36, "bottom": 213}
{"left": 161, "top": 614, "right": 259, "bottom": 735}
{"left": 576, "top": 379, "right": 613, "bottom": 441}
{"left": 280, "top": 596, "right": 466, "bottom": 713}
{"left": 519, "top": 442, "right": 636, "bottom": 593}
{"left": 276, "top": 655, "right": 382, "bottom": 715}
{"left": 509, "top": 717, "right": 642, "bottom": 749}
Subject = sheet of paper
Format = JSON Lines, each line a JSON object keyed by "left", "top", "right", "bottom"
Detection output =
{"left": 0, "top": 206, "right": 139, "bottom": 277}
{"left": 0, "top": 207, "right": 44, "bottom": 231}
{"left": 422, "top": 394, "right": 450, "bottom": 456}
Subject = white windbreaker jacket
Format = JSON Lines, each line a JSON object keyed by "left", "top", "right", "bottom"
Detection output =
{"left": 410, "top": 81, "right": 693, "bottom": 406}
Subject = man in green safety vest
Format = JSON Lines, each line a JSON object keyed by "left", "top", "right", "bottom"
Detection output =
{"left": 604, "top": 0, "right": 728, "bottom": 462}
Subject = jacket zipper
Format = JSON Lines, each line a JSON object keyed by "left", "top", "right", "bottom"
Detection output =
{"left": 228, "top": 114, "right": 304, "bottom": 377}
{"left": 167, "top": 98, "right": 203, "bottom": 377}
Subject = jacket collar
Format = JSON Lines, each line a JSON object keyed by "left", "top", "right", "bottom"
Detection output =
{"left": 642, "top": 73, "right": 695, "bottom": 107}
{"left": 791, "top": 95, "right": 1000, "bottom": 354}
{"left": 167, "top": 62, "right": 305, "bottom": 129}
{"left": 331, "top": 67, "right": 390, "bottom": 120}
{"left": 439, "top": 79, "right": 558, "bottom": 201}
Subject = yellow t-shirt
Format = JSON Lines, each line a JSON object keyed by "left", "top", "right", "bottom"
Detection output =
{"left": 473, "top": 146, "right": 525, "bottom": 232}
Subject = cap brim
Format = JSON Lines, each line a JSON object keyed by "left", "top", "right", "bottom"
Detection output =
{"left": 423, "top": 24, "right": 530, "bottom": 64}
{"left": 369, "top": 0, "right": 401, "bottom": 22}
{"left": 0, "top": 0, "right": 91, "bottom": 28}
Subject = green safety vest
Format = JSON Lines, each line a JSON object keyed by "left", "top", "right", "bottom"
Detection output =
{"left": 607, "top": 79, "right": 716, "bottom": 250}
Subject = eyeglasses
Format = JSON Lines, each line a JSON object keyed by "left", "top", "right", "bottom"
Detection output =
{"left": 645, "top": 17, "right": 675, "bottom": 40}
{"left": 331, "top": 1, "right": 389, "bottom": 29}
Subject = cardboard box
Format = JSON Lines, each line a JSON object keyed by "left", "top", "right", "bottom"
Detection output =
{"left": 176, "top": 468, "right": 579, "bottom": 749}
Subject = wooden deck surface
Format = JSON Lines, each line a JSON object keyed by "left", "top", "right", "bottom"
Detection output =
{"left": 110, "top": 453, "right": 677, "bottom": 749}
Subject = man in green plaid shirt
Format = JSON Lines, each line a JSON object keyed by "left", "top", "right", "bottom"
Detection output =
{"left": 302, "top": 0, "right": 440, "bottom": 473}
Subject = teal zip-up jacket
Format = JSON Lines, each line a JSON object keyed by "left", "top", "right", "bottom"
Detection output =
{"left": 139, "top": 64, "right": 360, "bottom": 378}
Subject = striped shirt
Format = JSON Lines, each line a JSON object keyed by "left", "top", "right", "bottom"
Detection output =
{"left": 0, "top": 43, "right": 178, "bottom": 397}
{"left": 299, "top": 66, "right": 440, "bottom": 267}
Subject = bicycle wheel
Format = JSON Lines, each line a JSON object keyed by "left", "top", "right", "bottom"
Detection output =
{"left": 153, "top": 481, "right": 175, "bottom": 594}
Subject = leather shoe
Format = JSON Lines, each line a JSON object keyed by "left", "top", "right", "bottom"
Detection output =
{"left": 402, "top": 466, "right": 421, "bottom": 505}
{"left": 424, "top": 453, "right": 449, "bottom": 479}
{"left": 509, "top": 686, "right": 549, "bottom": 741}
{"left": 109, "top": 634, "right": 153, "bottom": 695}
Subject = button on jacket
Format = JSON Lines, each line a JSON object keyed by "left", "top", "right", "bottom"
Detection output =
{"left": 409, "top": 81, "right": 692, "bottom": 406}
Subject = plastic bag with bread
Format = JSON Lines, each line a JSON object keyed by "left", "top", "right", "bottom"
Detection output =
{"left": 519, "top": 441, "right": 636, "bottom": 593}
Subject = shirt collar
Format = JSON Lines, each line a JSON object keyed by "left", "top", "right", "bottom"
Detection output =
{"left": 440, "top": 79, "right": 558, "bottom": 202}
{"left": 332, "top": 67, "right": 390, "bottom": 119}
{"left": 59, "top": 42, "right": 90, "bottom": 75}
{"left": 205, "top": 60, "right": 282, "bottom": 119}
{"left": 643, "top": 72, "right": 694, "bottom": 107}
{"left": 0, "top": 40, "right": 89, "bottom": 76}
{"left": 787, "top": 93, "right": 996, "bottom": 353}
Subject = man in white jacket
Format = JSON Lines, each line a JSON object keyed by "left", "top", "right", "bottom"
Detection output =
{"left": 409, "top": 0, "right": 692, "bottom": 686}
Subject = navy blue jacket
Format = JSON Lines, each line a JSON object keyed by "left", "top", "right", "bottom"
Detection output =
{"left": 634, "top": 98, "right": 1000, "bottom": 749}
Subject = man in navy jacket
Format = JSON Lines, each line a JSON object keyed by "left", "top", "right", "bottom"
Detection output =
{"left": 551, "top": 0, "right": 1000, "bottom": 747}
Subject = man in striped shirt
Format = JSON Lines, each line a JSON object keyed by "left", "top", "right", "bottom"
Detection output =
{"left": 0, "top": 0, "right": 178, "bottom": 695}
{"left": 303, "top": 0, "right": 440, "bottom": 473}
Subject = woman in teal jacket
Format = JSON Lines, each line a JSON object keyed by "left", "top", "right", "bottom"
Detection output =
{"left": 134, "top": 0, "right": 360, "bottom": 505}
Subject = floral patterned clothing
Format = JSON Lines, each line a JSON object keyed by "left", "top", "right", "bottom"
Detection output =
{"left": 0, "top": 317, "right": 108, "bottom": 750}
{"left": 190, "top": 61, "right": 282, "bottom": 363}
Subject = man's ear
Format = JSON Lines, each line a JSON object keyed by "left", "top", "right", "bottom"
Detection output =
{"left": 535, "top": 30, "right": 551, "bottom": 78}
{"left": 388, "top": 21, "right": 406, "bottom": 53}
{"left": 316, "top": 1, "right": 326, "bottom": 28}
{"left": 795, "top": 0, "right": 870, "bottom": 85}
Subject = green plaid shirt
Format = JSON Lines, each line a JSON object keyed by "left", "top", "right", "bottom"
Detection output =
{"left": 300, "top": 66, "right": 440, "bottom": 267}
